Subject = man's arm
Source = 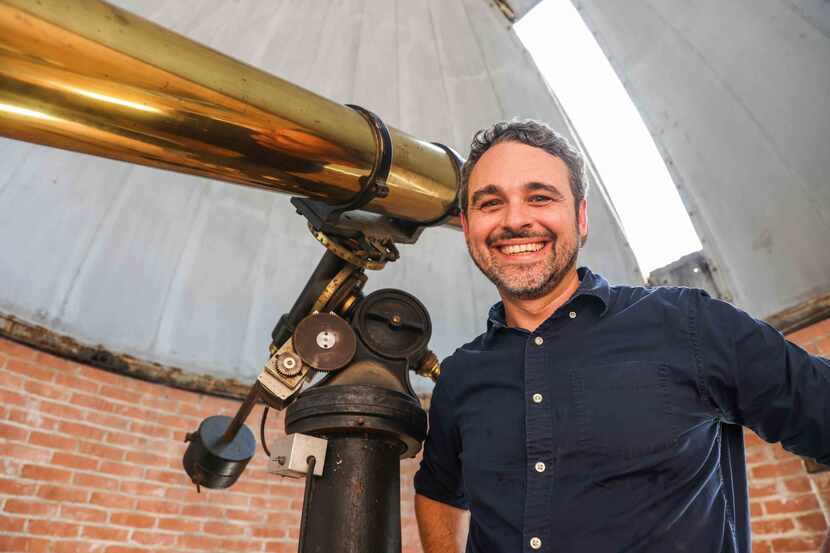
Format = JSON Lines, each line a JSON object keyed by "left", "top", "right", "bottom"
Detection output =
{"left": 415, "top": 493, "right": 470, "bottom": 553}
{"left": 695, "top": 291, "right": 830, "bottom": 462}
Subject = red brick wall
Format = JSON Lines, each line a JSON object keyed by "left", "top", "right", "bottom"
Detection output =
{"left": 1, "top": 318, "right": 828, "bottom": 553}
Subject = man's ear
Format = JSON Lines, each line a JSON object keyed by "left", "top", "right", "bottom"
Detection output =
{"left": 578, "top": 199, "right": 589, "bottom": 246}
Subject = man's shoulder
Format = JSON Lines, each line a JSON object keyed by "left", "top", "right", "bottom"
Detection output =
{"left": 607, "top": 281, "right": 710, "bottom": 311}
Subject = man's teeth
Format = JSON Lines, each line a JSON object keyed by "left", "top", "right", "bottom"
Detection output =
{"left": 499, "top": 242, "right": 545, "bottom": 255}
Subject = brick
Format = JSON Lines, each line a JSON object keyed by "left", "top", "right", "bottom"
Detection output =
{"left": 0, "top": 421, "right": 29, "bottom": 441}
{"left": 84, "top": 410, "right": 131, "bottom": 431}
{"left": 145, "top": 468, "right": 187, "bottom": 486}
{"left": 104, "top": 547, "right": 152, "bottom": 553}
{"left": 100, "top": 460, "right": 145, "bottom": 479}
{"left": 252, "top": 526, "right": 288, "bottom": 539}
{"left": 796, "top": 512, "right": 828, "bottom": 532}
{"left": 8, "top": 357, "right": 54, "bottom": 380}
{"left": 53, "top": 373, "right": 99, "bottom": 395}
{"left": 220, "top": 539, "right": 261, "bottom": 552}
{"left": 176, "top": 534, "right": 223, "bottom": 550}
{"left": 764, "top": 494, "right": 820, "bottom": 514}
{"left": 39, "top": 399, "right": 85, "bottom": 421}
{"left": 82, "top": 525, "right": 129, "bottom": 541}
{"left": 73, "top": 472, "right": 120, "bottom": 491}
{"left": 0, "top": 477, "right": 37, "bottom": 496}
{"left": 99, "top": 384, "right": 136, "bottom": 404}
{"left": 752, "top": 459, "right": 805, "bottom": 479}
{"left": 4, "top": 498, "right": 58, "bottom": 516}
{"left": 105, "top": 432, "right": 147, "bottom": 449}
{"left": 752, "top": 517, "right": 795, "bottom": 534}
{"left": 181, "top": 504, "right": 224, "bottom": 518}
{"left": 0, "top": 367, "right": 24, "bottom": 388}
{"left": 0, "top": 387, "right": 28, "bottom": 406}
{"left": 125, "top": 451, "right": 169, "bottom": 467}
{"left": 746, "top": 447, "right": 772, "bottom": 464}
{"left": 71, "top": 391, "right": 114, "bottom": 412}
{"left": 33, "top": 351, "right": 75, "bottom": 370}
{"left": 21, "top": 463, "right": 73, "bottom": 483}
{"left": 202, "top": 521, "right": 245, "bottom": 536}
{"left": 771, "top": 536, "right": 825, "bottom": 552}
{"left": 59, "top": 420, "right": 106, "bottom": 441}
{"left": 159, "top": 517, "right": 200, "bottom": 532}
{"left": 0, "top": 516, "right": 25, "bottom": 533}
{"left": 78, "top": 441, "right": 125, "bottom": 461}
{"left": 129, "top": 421, "right": 172, "bottom": 439}
{"left": 136, "top": 498, "right": 181, "bottom": 515}
{"left": 29, "top": 429, "right": 78, "bottom": 451}
{"left": 52, "top": 452, "right": 99, "bottom": 471}
{"left": 782, "top": 476, "right": 812, "bottom": 494}
{"left": 24, "top": 379, "right": 70, "bottom": 401}
{"left": 37, "top": 484, "right": 88, "bottom": 503}
{"left": 225, "top": 508, "right": 264, "bottom": 523}
{"left": 50, "top": 541, "right": 98, "bottom": 553}
{"left": 9, "top": 407, "right": 59, "bottom": 430}
{"left": 60, "top": 504, "right": 108, "bottom": 524}
{"left": 249, "top": 495, "right": 292, "bottom": 511}
{"left": 0, "top": 338, "right": 40, "bottom": 360}
{"left": 131, "top": 531, "right": 177, "bottom": 546}
{"left": 90, "top": 491, "right": 135, "bottom": 510}
{"left": 27, "top": 519, "right": 80, "bottom": 537}
{"left": 751, "top": 501, "right": 764, "bottom": 517}
{"left": 265, "top": 542, "right": 298, "bottom": 553}
{"left": 110, "top": 512, "right": 156, "bottom": 528}
{"left": 120, "top": 480, "right": 166, "bottom": 498}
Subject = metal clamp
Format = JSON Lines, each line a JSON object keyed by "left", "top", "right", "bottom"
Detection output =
{"left": 268, "top": 433, "right": 328, "bottom": 478}
{"left": 293, "top": 104, "right": 392, "bottom": 226}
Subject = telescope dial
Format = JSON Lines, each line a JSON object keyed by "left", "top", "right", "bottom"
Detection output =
{"left": 353, "top": 289, "right": 431, "bottom": 360}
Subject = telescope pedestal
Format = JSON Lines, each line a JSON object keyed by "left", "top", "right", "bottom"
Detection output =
{"left": 285, "top": 384, "right": 427, "bottom": 553}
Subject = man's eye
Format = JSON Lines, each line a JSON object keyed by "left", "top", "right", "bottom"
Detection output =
{"left": 530, "top": 195, "right": 552, "bottom": 204}
{"left": 478, "top": 199, "right": 500, "bottom": 209}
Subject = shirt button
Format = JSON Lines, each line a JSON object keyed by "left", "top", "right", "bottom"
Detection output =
{"left": 533, "top": 336, "right": 544, "bottom": 346}
{"left": 534, "top": 461, "right": 546, "bottom": 473}
{"left": 530, "top": 537, "right": 542, "bottom": 550}
{"left": 532, "top": 393, "right": 543, "bottom": 404}
{"left": 569, "top": 311, "right": 577, "bottom": 319}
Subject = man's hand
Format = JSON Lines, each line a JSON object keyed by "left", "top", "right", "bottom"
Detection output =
{"left": 415, "top": 493, "right": 470, "bottom": 553}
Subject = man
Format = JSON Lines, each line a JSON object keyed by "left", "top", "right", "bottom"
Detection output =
{"left": 413, "top": 119, "right": 830, "bottom": 552}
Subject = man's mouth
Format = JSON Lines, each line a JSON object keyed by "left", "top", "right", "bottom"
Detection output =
{"left": 496, "top": 242, "right": 548, "bottom": 256}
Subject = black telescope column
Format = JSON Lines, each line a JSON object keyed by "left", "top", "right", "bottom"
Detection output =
{"left": 285, "top": 384, "right": 427, "bottom": 553}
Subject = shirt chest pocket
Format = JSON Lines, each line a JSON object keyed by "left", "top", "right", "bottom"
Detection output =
{"left": 570, "top": 362, "right": 680, "bottom": 458}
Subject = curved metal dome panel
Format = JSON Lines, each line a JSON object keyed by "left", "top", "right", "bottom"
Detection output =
{"left": 573, "top": 0, "right": 830, "bottom": 323}
{"left": 0, "top": 0, "right": 641, "bottom": 386}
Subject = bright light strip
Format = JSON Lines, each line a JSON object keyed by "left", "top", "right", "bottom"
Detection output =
{"left": 0, "top": 102, "right": 57, "bottom": 121}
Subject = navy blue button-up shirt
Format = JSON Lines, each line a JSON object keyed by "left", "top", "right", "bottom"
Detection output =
{"left": 414, "top": 268, "right": 830, "bottom": 553}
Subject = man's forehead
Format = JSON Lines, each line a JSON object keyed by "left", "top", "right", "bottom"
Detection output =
{"left": 468, "top": 142, "right": 571, "bottom": 193}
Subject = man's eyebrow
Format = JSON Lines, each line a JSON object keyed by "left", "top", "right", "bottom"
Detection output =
{"left": 470, "top": 184, "right": 502, "bottom": 206}
{"left": 526, "top": 181, "right": 565, "bottom": 199}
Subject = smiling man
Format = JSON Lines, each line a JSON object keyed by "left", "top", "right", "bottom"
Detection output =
{"left": 413, "top": 120, "right": 830, "bottom": 553}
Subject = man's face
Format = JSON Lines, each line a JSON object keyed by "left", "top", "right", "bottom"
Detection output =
{"left": 461, "top": 141, "right": 588, "bottom": 300}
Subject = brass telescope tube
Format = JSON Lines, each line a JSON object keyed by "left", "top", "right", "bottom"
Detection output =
{"left": 0, "top": 0, "right": 460, "bottom": 225}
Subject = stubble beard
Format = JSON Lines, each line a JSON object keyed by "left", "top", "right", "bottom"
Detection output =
{"left": 466, "top": 228, "right": 580, "bottom": 301}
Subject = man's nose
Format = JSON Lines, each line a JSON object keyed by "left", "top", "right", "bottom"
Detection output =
{"left": 501, "top": 200, "right": 533, "bottom": 231}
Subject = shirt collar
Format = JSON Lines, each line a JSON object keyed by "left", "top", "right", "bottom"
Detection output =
{"left": 486, "top": 266, "right": 611, "bottom": 331}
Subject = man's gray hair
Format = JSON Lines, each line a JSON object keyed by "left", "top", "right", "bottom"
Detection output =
{"left": 458, "top": 119, "right": 588, "bottom": 215}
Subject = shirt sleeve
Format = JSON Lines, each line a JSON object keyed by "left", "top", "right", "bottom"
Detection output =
{"left": 413, "top": 363, "right": 468, "bottom": 509}
{"left": 692, "top": 290, "right": 830, "bottom": 464}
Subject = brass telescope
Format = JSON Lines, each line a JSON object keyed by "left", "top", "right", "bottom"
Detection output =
{"left": 0, "top": 0, "right": 460, "bottom": 226}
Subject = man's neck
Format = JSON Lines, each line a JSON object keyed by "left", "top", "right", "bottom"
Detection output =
{"left": 501, "top": 268, "right": 581, "bottom": 332}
